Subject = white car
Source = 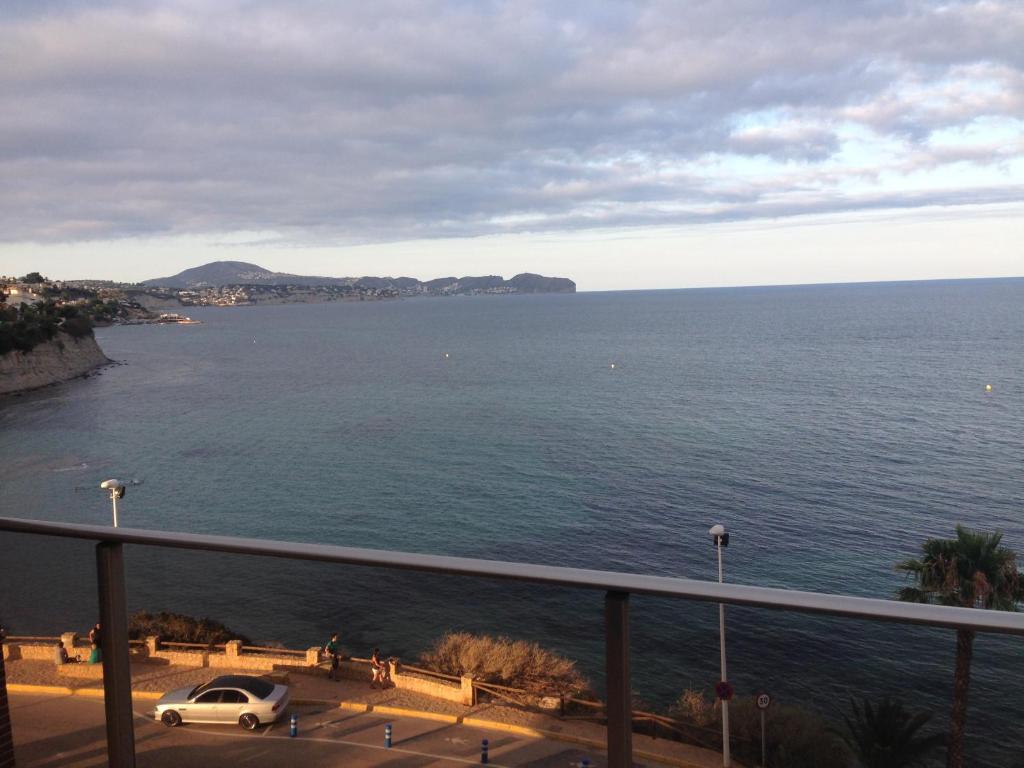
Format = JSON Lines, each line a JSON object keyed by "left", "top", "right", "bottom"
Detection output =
{"left": 154, "top": 674, "right": 290, "bottom": 730}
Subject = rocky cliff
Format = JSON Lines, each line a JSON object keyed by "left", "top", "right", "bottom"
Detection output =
{"left": 0, "top": 334, "right": 111, "bottom": 395}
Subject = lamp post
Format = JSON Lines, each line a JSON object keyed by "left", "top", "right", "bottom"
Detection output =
{"left": 99, "top": 479, "right": 125, "bottom": 527}
{"left": 709, "top": 523, "right": 731, "bottom": 767}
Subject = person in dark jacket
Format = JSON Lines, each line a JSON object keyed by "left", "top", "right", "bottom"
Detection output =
{"left": 324, "top": 633, "right": 341, "bottom": 681}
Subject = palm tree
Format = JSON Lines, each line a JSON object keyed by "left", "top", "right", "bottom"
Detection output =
{"left": 841, "top": 696, "right": 944, "bottom": 768}
{"left": 897, "top": 525, "right": 1023, "bottom": 768}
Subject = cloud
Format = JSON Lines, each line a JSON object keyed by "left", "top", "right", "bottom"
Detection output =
{"left": 0, "top": 0, "right": 1021, "bottom": 245}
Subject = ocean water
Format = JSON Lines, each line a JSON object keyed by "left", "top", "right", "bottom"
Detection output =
{"left": 2, "top": 279, "right": 1022, "bottom": 763}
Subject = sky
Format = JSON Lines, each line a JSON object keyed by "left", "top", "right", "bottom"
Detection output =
{"left": 0, "top": 0, "right": 1021, "bottom": 291}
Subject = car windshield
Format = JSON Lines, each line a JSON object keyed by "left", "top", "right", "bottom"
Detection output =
{"left": 189, "top": 676, "right": 274, "bottom": 700}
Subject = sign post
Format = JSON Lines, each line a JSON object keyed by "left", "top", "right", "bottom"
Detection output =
{"left": 755, "top": 693, "right": 772, "bottom": 767}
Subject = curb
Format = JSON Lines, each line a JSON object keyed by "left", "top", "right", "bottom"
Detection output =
{"left": 292, "top": 698, "right": 460, "bottom": 724}
{"left": 297, "top": 700, "right": 706, "bottom": 768}
{"left": 461, "top": 718, "right": 705, "bottom": 768}
{"left": 7, "top": 684, "right": 75, "bottom": 696}
{"left": 7, "top": 683, "right": 162, "bottom": 701}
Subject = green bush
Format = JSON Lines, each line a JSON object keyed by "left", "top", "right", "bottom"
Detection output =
{"left": 419, "top": 632, "right": 590, "bottom": 696}
{"left": 0, "top": 301, "right": 93, "bottom": 355}
{"left": 670, "top": 688, "right": 851, "bottom": 768}
{"left": 128, "top": 611, "right": 251, "bottom": 645}
{"left": 61, "top": 315, "right": 93, "bottom": 338}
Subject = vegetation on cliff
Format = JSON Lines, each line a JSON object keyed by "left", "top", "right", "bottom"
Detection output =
{"left": 0, "top": 300, "right": 96, "bottom": 356}
{"left": 128, "top": 611, "right": 252, "bottom": 646}
{"left": 0, "top": 273, "right": 146, "bottom": 357}
{"left": 418, "top": 632, "right": 590, "bottom": 696}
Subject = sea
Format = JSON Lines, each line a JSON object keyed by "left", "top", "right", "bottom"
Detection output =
{"left": 1, "top": 278, "right": 1022, "bottom": 763}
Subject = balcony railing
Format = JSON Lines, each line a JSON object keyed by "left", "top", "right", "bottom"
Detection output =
{"left": 2, "top": 515, "right": 1023, "bottom": 768}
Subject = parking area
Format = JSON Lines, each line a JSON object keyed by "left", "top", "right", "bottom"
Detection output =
{"left": 9, "top": 692, "right": 638, "bottom": 767}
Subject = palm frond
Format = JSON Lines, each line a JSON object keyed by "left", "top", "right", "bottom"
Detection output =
{"left": 896, "top": 525, "right": 1022, "bottom": 611}
{"left": 897, "top": 587, "right": 928, "bottom": 603}
{"left": 842, "top": 696, "right": 944, "bottom": 768}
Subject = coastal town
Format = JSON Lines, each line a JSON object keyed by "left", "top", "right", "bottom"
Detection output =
{"left": 1, "top": 274, "right": 194, "bottom": 325}
{"left": 2, "top": 263, "right": 576, "bottom": 319}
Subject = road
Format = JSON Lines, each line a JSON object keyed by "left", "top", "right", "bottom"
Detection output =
{"left": 9, "top": 693, "right": 644, "bottom": 767}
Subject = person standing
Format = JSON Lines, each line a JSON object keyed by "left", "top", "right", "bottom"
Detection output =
{"left": 88, "top": 623, "right": 101, "bottom": 648}
{"left": 323, "top": 633, "right": 341, "bottom": 682}
{"left": 370, "top": 648, "right": 390, "bottom": 689}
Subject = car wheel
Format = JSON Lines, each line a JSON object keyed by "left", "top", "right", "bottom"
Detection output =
{"left": 239, "top": 713, "right": 260, "bottom": 730}
{"left": 161, "top": 710, "right": 182, "bottom": 727}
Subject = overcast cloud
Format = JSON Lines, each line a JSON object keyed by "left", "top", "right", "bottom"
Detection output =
{"left": 0, "top": 0, "right": 1022, "bottom": 250}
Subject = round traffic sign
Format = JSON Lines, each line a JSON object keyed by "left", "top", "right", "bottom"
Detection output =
{"left": 715, "top": 681, "right": 734, "bottom": 701}
{"left": 756, "top": 692, "right": 771, "bottom": 710}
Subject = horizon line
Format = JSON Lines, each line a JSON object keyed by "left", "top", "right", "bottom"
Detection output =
{"left": 578, "top": 273, "right": 1024, "bottom": 294}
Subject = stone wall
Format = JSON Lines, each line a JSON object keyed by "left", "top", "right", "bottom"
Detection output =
{"left": 388, "top": 666, "right": 475, "bottom": 705}
{"left": 4, "top": 634, "right": 476, "bottom": 706}
{"left": 0, "top": 334, "right": 110, "bottom": 395}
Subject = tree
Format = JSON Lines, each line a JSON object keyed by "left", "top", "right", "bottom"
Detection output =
{"left": 20, "top": 272, "right": 45, "bottom": 284}
{"left": 897, "top": 525, "right": 1022, "bottom": 768}
{"left": 841, "top": 697, "right": 944, "bottom": 768}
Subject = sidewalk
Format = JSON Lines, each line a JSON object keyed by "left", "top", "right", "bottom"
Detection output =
{"left": 5, "top": 659, "right": 728, "bottom": 767}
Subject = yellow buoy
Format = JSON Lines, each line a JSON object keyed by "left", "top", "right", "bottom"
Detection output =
{"left": 985, "top": 383, "right": 992, "bottom": 392}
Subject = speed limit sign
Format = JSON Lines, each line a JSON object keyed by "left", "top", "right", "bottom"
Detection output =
{"left": 756, "top": 692, "right": 771, "bottom": 710}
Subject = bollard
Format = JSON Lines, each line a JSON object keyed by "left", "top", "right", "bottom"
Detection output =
{"left": 290, "top": 713, "right": 298, "bottom": 737}
{"left": 481, "top": 738, "right": 489, "bottom": 764}
{"left": 385, "top": 723, "right": 392, "bottom": 748}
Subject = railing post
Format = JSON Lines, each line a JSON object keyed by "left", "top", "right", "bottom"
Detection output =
{"left": 0, "top": 624, "right": 15, "bottom": 768}
{"left": 96, "top": 542, "right": 135, "bottom": 768}
{"left": 605, "top": 590, "right": 632, "bottom": 768}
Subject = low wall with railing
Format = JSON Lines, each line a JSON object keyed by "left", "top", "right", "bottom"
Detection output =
{"left": 2, "top": 631, "right": 741, "bottom": 748}
{"left": 2, "top": 632, "right": 474, "bottom": 705}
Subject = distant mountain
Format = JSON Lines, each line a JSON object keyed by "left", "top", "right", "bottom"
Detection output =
{"left": 142, "top": 261, "right": 348, "bottom": 289}
{"left": 506, "top": 273, "right": 576, "bottom": 293}
{"left": 143, "top": 261, "right": 575, "bottom": 294}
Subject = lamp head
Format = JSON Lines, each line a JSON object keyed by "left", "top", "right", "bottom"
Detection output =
{"left": 709, "top": 524, "right": 729, "bottom": 547}
{"left": 100, "top": 479, "right": 126, "bottom": 499}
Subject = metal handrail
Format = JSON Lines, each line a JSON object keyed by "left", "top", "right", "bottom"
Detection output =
{"left": 4, "top": 515, "right": 1024, "bottom": 768}
{"left": 399, "top": 663, "right": 462, "bottom": 683}
{"left": 2, "top": 516, "right": 1022, "bottom": 635}
{"left": 159, "top": 641, "right": 223, "bottom": 650}
{"left": 241, "top": 645, "right": 306, "bottom": 656}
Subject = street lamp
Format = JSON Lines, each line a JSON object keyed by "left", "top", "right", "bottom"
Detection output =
{"left": 709, "top": 523, "right": 731, "bottom": 767}
{"left": 99, "top": 479, "right": 125, "bottom": 527}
